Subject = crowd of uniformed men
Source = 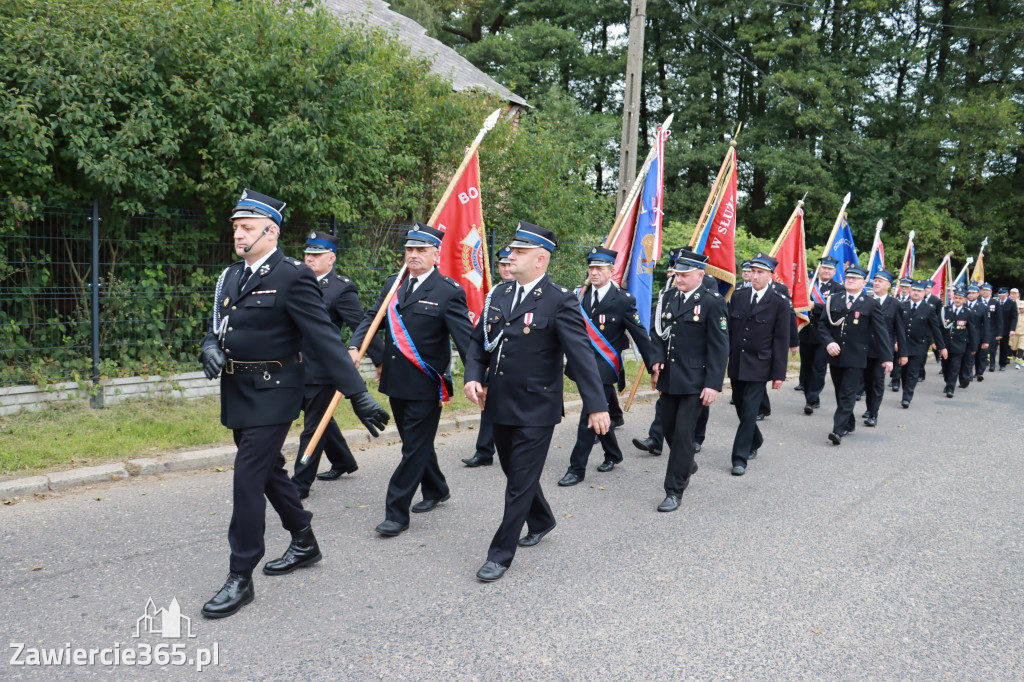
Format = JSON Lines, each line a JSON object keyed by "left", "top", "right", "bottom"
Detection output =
{"left": 197, "top": 189, "right": 1022, "bottom": 617}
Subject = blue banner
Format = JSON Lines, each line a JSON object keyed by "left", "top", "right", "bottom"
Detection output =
{"left": 622, "top": 134, "right": 665, "bottom": 332}
{"left": 827, "top": 214, "right": 859, "bottom": 284}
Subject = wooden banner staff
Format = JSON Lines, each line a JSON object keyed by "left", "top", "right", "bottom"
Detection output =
{"left": 300, "top": 108, "right": 503, "bottom": 465}
{"left": 807, "top": 191, "right": 852, "bottom": 297}
{"left": 768, "top": 194, "right": 807, "bottom": 258}
{"left": 899, "top": 230, "right": 916, "bottom": 278}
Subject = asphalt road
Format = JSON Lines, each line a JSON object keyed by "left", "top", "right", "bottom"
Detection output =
{"left": 2, "top": 364, "right": 1023, "bottom": 680}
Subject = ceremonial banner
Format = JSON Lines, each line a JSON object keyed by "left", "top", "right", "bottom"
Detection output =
{"left": 930, "top": 254, "right": 953, "bottom": 303}
{"left": 825, "top": 213, "right": 858, "bottom": 284}
{"left": 954, "top": 257, "right": 974, "bottom": 290}
{"left": 611, "top": 126, "right": 668, "bottom": 332}
{"left": 772, "top": 207, "right": 812, "bottom": 328}
{"left": 693, "top": 147, "right": 738, "bottom": 298}
{"left": 436, "top": 151, "right": 490, "bottom": 325}
{"left": 971, "top": 252, "right": 984, "bottom": 283}
{"left": 898, "top": 231, "right": 916, "bottom": 279}
{"left": 867, "top": 230, "right": 885, "bottom": 282}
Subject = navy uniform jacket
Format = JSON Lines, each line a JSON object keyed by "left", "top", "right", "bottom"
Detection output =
{"left": 771, "top": 280, "right": 801, "bottom": 346}
{"left": 653, "top": 287, "right": 729, "bottom": 394}
{"left": 815, "top": 291, "right": 892, "bottom": 369}
{"left": 304, "top": 272, "right": 383, "bottom": 384}
{"left": 901, "top": 300, "right": 946, "bottom": 356}
{"left": 465, "top": 275, "right": 607, "bottom": 426}
{"left": 201, "top": 249, "right": 367, "bottom": 429}
{"left": 965, "top": 301, "right": 990, "bottom": 350}
{"left": 1002, "top": 298, "right": 1019, "bottom": 337}
{"left": 351, "top": 268, "right": 473, "bottom": 401}
{"left": 979, "top": 297, "right": 1003, "bottom": 343}
{"left": 567, "top": 284, "right": 654, "bottom": 390}
{"left": 800, "top": 279, "right": 844, "bottom": 343}
{"left": 941, "top": 305, "right": 978, "bottom": 354}
{"left": 869, "top": 295, "right": 908, "bottom": 360}
{"left": 727, "top": 285, "right": 790, "bottom": 383}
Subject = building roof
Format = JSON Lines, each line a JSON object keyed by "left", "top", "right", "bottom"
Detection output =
{"left": 323, "top": 0, "right": 529, "bottom": 107}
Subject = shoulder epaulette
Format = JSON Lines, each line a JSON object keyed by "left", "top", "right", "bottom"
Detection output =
{"left": 622, "top": 290, "right": 634, "bottom": 299}
{"left": 560, "top": 287, "right": 568, "bottom": 293}
{"left": 442, "top": 275, "right": 461, "bottom": 288}
{"left": 287, "top": 257, "right": 303, "bottom": 267}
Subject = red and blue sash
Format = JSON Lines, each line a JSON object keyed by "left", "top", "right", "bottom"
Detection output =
{"left": 578, "top": 301, "right": 621, "bottom": 377}
{"left": 811, "top": 280, "right": 826, "bottom": 305}
{"left": 386, "top": 286, "right": 450, "bottom": 403}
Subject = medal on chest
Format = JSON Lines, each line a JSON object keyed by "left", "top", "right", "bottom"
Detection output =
{"left": 693, "top": 305, "right": 701, "bottom": 322}
{"left": 523, "top": 312, "right": 533, "bottom": 334}
{"left": 854, "top": 311, "right": 860, "bottom": 325}
{"left": 599, "top": 314, "right": 605, "bottom": 330}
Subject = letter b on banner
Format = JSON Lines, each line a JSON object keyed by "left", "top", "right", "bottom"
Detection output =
{"left": 458, "top": 187, "right": 479, "bottom": 205}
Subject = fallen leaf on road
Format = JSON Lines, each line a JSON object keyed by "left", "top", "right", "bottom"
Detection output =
{"left": 564, "top": 514, "right": 573, "bottom": 518}
{"left": 598, "top": 487, "right": 605, "bottom": 490}
{"left": 811, "top": 628, "right": 821, "bottom": 634}
{"left": 31, "top": 566, "right": 42, "bottom": 571}
{"left": 94, "top": 497, "right": 102, "bottom": 501}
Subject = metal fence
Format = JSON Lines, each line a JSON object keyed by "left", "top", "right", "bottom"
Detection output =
{"left": 0, "top": 202, "right": 597, "bottom": 396}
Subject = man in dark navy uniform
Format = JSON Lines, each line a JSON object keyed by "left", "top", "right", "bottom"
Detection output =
{"left": 350, "top": 223, "right": 474, "bottom": 537}
{"left": 890, "top": 276, "right": 914, "bottom": 391}
{"left": 198, "top": 190, "right": 388, "bottom": 618}
{"left": 816, "top": 265, "right": 893, "bottom": 445}
{"left": 964, "top": 284, "right": 989, "bottom": 383}
{"left": 942, "top": 286, "right": 978, "bottom": 397}
{"left": 558, "top": 246, "right": 653, "bottom": 486}
{"left": 464, "top": 222, "right": 609, "bottom": 582}
{"left": 899, "top": 280, "right": 947, "bottom": 408}
{"left": 801, "top": 257, "right": 844, "bottom": 414}
{"left": 977, "top": 282, "right": 1002, "bottom": 373}
{"left": 861, "top": 270, "right": 907, "bottom": 427}
{"left": 462, "top": 246, "right": 515, "bottom": 468}
{"left": 291, "top": 231, "right": 384, "bottom": 498}
{"left": 650, "top": 249, "right": 729, "bottom": 512}
{"left": 726, "top": 253, "right": 790, "bottom": 476}
{"left": 922, "top": 278, "right": 943, "bottom": 382}
{"left": 998, "top": 287, "right": 1019, "bottom": 370}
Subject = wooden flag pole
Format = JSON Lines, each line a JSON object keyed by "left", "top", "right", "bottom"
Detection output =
{"left": 899, "top": 230, "right": 915, "bottom": 278}
{"left": 807, "top": 192, "right": 852, "bottom": 294}
{"left": 300, "top": 109, "right": 503, "bottom": 465}
{"left": 687, "top": 122, "right": 742, "bottom": 248}
{"left": 768, "top": 195, "right": 807, "bottom": 257}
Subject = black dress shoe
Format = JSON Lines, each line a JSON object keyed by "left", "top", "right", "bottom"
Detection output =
{"left": 476, "top": 561, "right": 508, "bottom": 582}
{"left": 657, "top": 495, "right": 681, "bottom": 512}
{"left": 263, "top": 525, "right": 322, "bottom": 575}
{"left": 794, "top": 383, "right": 804, "bottom": 391}
{"left": 959, "top": 380, "right": 970, "bottom": 389}
{"left": 518, "top": 522, "right": 556, "bottom": 547}
{"left": 731, "top": 464, "right": 746, "bottom": 476}
{"left": 632, "top": 437, "right": 662, "bottom": 456}
{"left": 890, "top": 383, "right": 900, "bottom": 392}
{"left": 976, "top": 374, "right": 985, "bottom": 382}
{"left": 411, "top": 493, "right": 450, "bottom": 513}
{"left": 558, "top": 472, "right": 582, "bottom": 487}
{"left": 755, "top": 413, "right": 766, "bottom": 422}
{"left": 999, "top": 366, "right": 1006, "bottom": 371}
{"left": 748, "top": 449, "right": 758, "bottom": 460}
{"left": 202, "top": 571, "right": 254, "bottom": 618}
{"left": 828, "top": 432, "right": 842, "bottom": 445}
{"left": 694, "top": 443, "right": 702, "bottom": 453}
{"left": 945, "top": 390, "right": 954, "bottom": 398}
{"left": 375, "top": 520, "right": 409, "bottom": 536}
{"left": 804, "top": 404, "right": 815, "bottom": 415}
{"left": 901, "top": 400, "right": 910, "bottom": 408}
{"left": 861, "top": 410, "right": 870, "bottom": 419}
{"left": 295, "top": 487, "right": 309, "bottom": 500}
{"left": 462, "top": 455, "right": 493, "bottom": 467}
{"left": 612, "top": 417, "right": 625, "bottom": 429}
{"left": 596, "top": 460, "right": 615, "bottom": 473}
{"left": 316, "top": 466, "right": 357, "bottom": 481}
{"left": 864, "top": 417, "right": 877, "bottom": 427}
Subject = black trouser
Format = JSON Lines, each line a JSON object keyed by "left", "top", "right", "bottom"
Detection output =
{"left": 829, "top": 364, "right": 862, "bottom": 435}
{"left": 943, "top": 353, "right": 967, "bottom": 394}
{"left": 487, "top": 424, "right": 557, "bottom": 568}
{"left": 661, "top": 393, "right": 702, "bottom": 496}
{"left": 607, "top": 389, "right": 623, "bottom": 424}
{"left": 567, "top": 384, "right": 622, "bottom": 477}
{"left": 982, "top": 342, "right": 998, "bottom": 370}
{"left": 861, "top": 359, "right": 886, "bottom": 419}
{"left": 974, "top": 344, "right": 990, "bottom": 377}
{"left": 891, "top": 363, "right": 902, "bottom": 390}
{"left": 646, "top": 396, "right": 665, "bottom": 449}
{"left": 229, "top": 423, "right": 312, "bottom": 573}
{"left": 999, "top": 337, "right": 1012, "bottom": 367}
{"left": 730, "top": 379, "right": 765, "bottom": 466}
{"left": 800, "top": 341, "right": 829, "bottom": 406}
{"left": 759, "top": 390, "right": 771, "bottom": 416}
{"left": 473, "top": 411, "right": 496, "bottom": 461}
{"left": 292, "top": 384, "right": 358, "bottom": 493}
{"left": 901, "top": 354, "right": 928, "bottom": 403}
{"left": 962, "top": 350, "right": 977, "bottom": 385}
{"left": 385, "top": 397, "right": 447, "bottom": 526}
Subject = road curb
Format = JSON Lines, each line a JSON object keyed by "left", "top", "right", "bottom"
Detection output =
{"left": 1, "top": 390, "right": 664, "bottom": 501}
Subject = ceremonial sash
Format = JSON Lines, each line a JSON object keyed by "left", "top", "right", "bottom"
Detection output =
{"left": 811, "top": 280, "right": 826, "bottom": 305}
{"left": 578, "top": 301, "right": 621, "bottom": 377}
{"left": 386, "top": 289, "right": 450, "bottom": 403}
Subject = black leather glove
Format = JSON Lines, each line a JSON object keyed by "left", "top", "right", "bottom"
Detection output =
{"left": 348, "top": 391, "right": 389, "bottom": 437}
{"left": 199, "top": 345, "right": 226, "bottom": 380}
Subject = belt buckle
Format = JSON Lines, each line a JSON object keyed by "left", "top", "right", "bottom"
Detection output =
{"left": 224, "top": 359, "right": 235, "bottom": 375}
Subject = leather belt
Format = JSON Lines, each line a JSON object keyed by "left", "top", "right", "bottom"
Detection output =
{"left": 224, "top": 354, "right": 301, "bottom": 375}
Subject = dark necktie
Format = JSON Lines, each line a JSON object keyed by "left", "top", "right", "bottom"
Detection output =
{"left": 512, "top": 285, "right": 524, "bottom": 312}
{"left": 847, "top": 295, "right": 854, "bottom": 308}
{"left": 591, "top": 291, "right": 599, "bottom": 313}
{"left": 239, "top": 266, "right": 252, "bottom": 289}
{"left": 405, "top": 277, "right": 418, "bottom": 304}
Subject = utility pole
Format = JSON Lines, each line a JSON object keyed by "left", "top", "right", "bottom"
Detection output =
{"left": 616, "top": 0, "right": 647, "bottom": 213}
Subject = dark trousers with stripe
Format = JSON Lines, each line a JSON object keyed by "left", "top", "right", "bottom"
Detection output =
{"left": 488, "top": 424, "right": 557, "bottom": 567}
{"left": 829, "top": 364, "right": 862, "bottom": 435}
{"left": 292, "top": 384, "right": 357, "bottom": 493}
{"left": 730, "top": 379, "right": 765, "bottom": 466}
{"left": 385, "top": 397, "right": 448, "bottom": 526}
{"left": 661, "top": 393, "right": 702, "bottom": 496}
{"left": 229, "top": 423, "right": 312, "bottom": 573}
{"left": 567, "top": 384, "right": 623, "bottom": 477}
